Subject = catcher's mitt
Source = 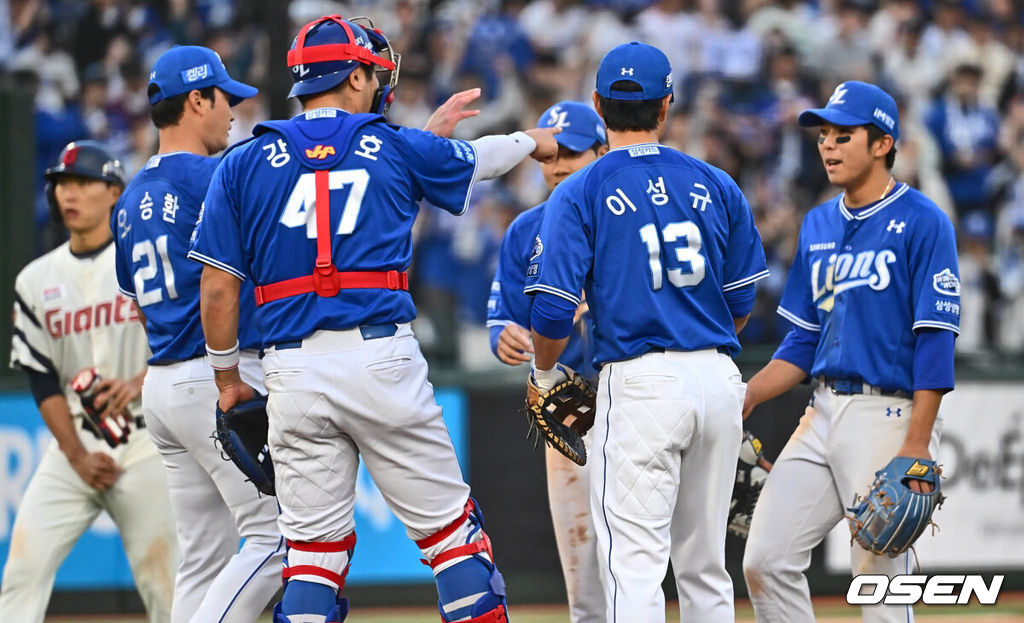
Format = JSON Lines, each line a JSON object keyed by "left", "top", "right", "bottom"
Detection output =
{"left": 847, "top": 456, "right": 944, "bottom": 557}
{"left": 213, "top": 395, "right": 276, "bottom": 496}
{"left": 526, "top": 364, "right": 596, "bottom": 466}
{"left": 728, "top": 431, "right": 772, "bottom": 539}
{"left": 71, "top": 367, "right": 131, "bottom": 449}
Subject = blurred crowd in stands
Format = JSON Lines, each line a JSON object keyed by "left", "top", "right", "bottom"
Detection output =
{"left": 3, "top": 0, "right": 1024, "bottom": 364}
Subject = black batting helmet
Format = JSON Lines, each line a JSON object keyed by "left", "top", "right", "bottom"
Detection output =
{"left": 45, "top": 140, "right": 126, "bottom": 223}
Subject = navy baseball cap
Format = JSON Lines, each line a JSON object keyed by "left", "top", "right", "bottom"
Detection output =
{"left": 538, "top": 101, "right": 607, "bottom": 152}
{"left": 596, "top": 42, "right": 673, "bottom": 102}
{"left": 148, "top": 46, "right": 257, "bottom": 106}
{"left": 799, "top": 81, "right": 899, "bottom": 140}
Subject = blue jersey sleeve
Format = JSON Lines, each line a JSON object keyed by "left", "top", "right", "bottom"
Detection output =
{"left": 112, "top": 203, "right": 136, "bottom": 298}
{"left": 523, "top": 181, "right": 591, "bottom": 306}
{"left": 909, "top": 208, "right": 960, "bottom": 334}
{"left": 487, "top": 227, "right": 521, "bottom": 328}
{"left": 777, "top": 224, "right": 820, "bottom": 333}
{"left": 721, "top": 178, "right": 770, "bottom": 293}
{"left": 188, "top": 156, "right": 248, "bottom": 281}
{"left": 397, "top": 128, "right": 477, "bottom": 216}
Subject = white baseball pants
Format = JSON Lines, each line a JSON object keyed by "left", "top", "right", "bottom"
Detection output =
{"left": 591, "top": 349, "right": 744, "bottom": 623}
{"left": 546, "top": 444, "right": 605, "bottom": 622}
{"left": 0, "top": 428, "right": 177, "bottom": 622}
{"left": 261, "top": 324, "right": 472, "bottom": 551}
{"left": 143, "top": 354, "right": 284, "bottom": 623}
{"left": 743, "top": 385, "right": 942, "bottom": 623}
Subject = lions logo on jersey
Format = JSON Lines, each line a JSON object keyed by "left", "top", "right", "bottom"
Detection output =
{"left": 810, "top": 249, "right": 896, "bottom": 312}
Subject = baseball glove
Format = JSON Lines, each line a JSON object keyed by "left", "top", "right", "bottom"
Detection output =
{"left": 525, "top": 364, "right": 596, "bottom": 466}
{"left": 847, "top": 456, "right": 944, "bottom": 557}
{"left": 72, "top": 368, "right": 131, "bottom": 449}
{"left": 728, "top": 431, "right": 773, "bottom": 539}
{"left": 213, "top": 395, "right": 276, "bottom": 496}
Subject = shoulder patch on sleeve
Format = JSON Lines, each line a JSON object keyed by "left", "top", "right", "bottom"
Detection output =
{"left": 932, "top": 268, "right": 960, "bottom": 296}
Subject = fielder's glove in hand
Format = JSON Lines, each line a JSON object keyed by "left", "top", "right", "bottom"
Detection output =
{"left": 72, "top": 368, "right": 131, "bottom": 449}
{"left": 213, "top": 394, "right": 276, "bottom": 496}
{"left": 729, "top": 431, "right": 772, "bottom": 539}
{"left": 847, "top": 456, "right": 944, "bottom": 557}
{"left": 526, "top": 364, "right": 596, "bottom": 466}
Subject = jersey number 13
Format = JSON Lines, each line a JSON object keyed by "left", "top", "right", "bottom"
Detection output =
{"left": 639, "top": 221, "right": 706, "bottom": 290}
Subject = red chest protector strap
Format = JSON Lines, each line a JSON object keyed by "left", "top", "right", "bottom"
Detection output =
{"left": 254, "top": 169, "right": 408, "bottom": 306}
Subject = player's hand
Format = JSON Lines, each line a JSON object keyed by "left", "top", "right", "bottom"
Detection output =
{"left": 214, "top": 368, "right": 256, "bottom": 412}
{"left": 895, "top": 445, "right": 934, "bottom": 493}
{"left": 94, "top": 376, "right": 143, "bottom": 420}
{"left": 497, "top": 323, "right": 533, "bottom": 365}
{"left": 525, "top": 127, "right": 561, "bottom": 163}
{"left": 422, "top": 88, "right": 481, "bottom": 138}
{"left": 70, "top": 450, "right": 121, "bottom": 491}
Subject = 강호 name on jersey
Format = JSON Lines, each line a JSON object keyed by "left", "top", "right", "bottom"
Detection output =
{"left": 777, "top": 183, "right": 960, "bottom": 392}
{"left": 189, "top": 108, "right": 478, "bottom": 345}
{"left": 11, "top": 240, "right": 150, "bottom": 415}
{"left": 524, "top": 143, "right": 768, "bottom": 367}
{"left": 113, "top": 153, "right": 262, "bottom": 363}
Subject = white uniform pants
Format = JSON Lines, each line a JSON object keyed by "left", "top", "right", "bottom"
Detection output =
{"left": 143, "top": 354, "right": 283, "bottom": 623}
{"left": 743, "top": 385, "right": 942, "bottom": 623}
{"left": 546, "top": 445, "right": 605, "bottom": 623}
{"left": 261, "top": 325, "right": 472, "bottom": 548}
{"left": 591, "top": 349, "right": 744, "bottom": 623}
{"left": 0, "top": 428, "right": 177, "bottom": 623}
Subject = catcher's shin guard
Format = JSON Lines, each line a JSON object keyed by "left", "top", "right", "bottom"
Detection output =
{"left": 417, "top": 498, "right": 509, "bottom": 622}
{"left": 274, "top": 534, "right": 355, "bottom": 622}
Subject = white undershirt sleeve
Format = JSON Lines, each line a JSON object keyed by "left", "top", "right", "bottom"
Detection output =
{"left": 469, "top": 131, "right": 537, "bottom": 180}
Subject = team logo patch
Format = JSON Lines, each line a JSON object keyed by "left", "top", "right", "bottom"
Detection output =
{"left": 530, "top": 236, "right": 543, "bottom": 261}
{"left": 43, "top": 286, "right": 64, "bottom": 302}
{"left": 932, "top": 268, "right": 961, "bottom": 296}
{"left": 905, "top": 460, "right": 930, "bottom": 477}
{"left": 181, "top": 63, "right": 211, "bottom": 84}
{"left": 305, "top": 144, "right": 336, "bottom": 160}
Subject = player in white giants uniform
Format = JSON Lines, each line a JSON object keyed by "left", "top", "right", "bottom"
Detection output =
{"left": 741, "top": 82, "right": 959, "bottom": 623}
{"left": 189, "top": 16, "right": 558, "bottom": 623}
{"left": 111, "top": 46, "right": 285, "bottom": 623}
{"left": 4, "top": 141, "right": 177, "bottom": 622}
{"left": 487, "top": 101, "right": 607, "bottom": 623}
{"left": 525, "top": 43, "right": 769, "bottom": 623}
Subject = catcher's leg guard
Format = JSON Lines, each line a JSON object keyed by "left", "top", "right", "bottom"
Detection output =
{"left": 273, "top": 534, "right": 355, "bottom": 623}
{"left": 417, "top": 498, "right": 508, "bottom": 622}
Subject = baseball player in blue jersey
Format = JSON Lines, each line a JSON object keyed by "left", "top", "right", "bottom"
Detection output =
{"left": 741, "top": 81, "right": 959, "bottom": 623}
{"left": 189, "top": 15, "right": 558, "bottom": 623}
{"left": 111, "top": 46, "right": 287, "bottom": 623}
{"left": 525, "top": 42, "right": 769, "bottom": 623}
{"left": 487, "top": 100, "right": 607, "bottom": 623}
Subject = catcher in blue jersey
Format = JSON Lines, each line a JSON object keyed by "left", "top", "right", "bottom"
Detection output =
{"left": 190, "top": 15, "right": 558, "bottom": 623}
{"left": 525, "top": 43, "right": 769, "bottom": 623}
{"left": 741, "top": 81, "right": 958, "bottom": 623}
{"left": 487, "top": 100, "right": 606, "bottom": 623}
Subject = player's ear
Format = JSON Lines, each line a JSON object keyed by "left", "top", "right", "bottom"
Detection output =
{"left": 592, "top": 91, "right": 602, "bottom": 116}
{"left": 107, "top": 183, "right": 124, "bottom": 202}
{"left": 658, "top": 94, "right": 671, "bottom": 124}
{"left": 596, "top": 144, "right": 609, "bottom": 156}
{"left": 871, "top": 133, "right": 895, "bottom": 159}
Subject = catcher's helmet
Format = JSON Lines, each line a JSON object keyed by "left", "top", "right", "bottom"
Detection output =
{"left": 45, "top": 140, "right": 126, "bottom": 222}
{"left": 287, "top": 15, "right": 400, "bottom": 116}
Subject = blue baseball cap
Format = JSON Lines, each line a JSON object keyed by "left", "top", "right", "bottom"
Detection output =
{"left": 596, "top": 42, "right": 673, "bottom": 102}
{"left": 148, "top": 46, "right": 257, "bottom": 106}
{"left": 799, "top": 81, "right": 899, "bottom": 140}
{"left": 538, "top": 101, "right": 607, "bottom": 152}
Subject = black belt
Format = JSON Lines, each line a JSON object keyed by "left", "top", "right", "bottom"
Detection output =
{"left": 647, "top": 346, "right": 731, "bottom": 356}
{"left": 274, "top": 323, "right": 399, "bottom": 350}
{"left": 822, "top": 377, "right": 911, "bottom": 398}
